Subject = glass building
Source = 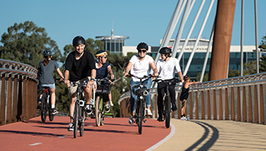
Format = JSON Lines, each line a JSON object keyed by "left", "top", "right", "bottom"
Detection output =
{"left": 96, "top": 29, "right": 129, "bottom": 54}
{"left": 123, "top": 39, "right": 257, "bottom": 80}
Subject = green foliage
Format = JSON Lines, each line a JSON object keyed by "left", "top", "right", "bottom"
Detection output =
{"left": 228, "top": 69, "right": 240, "bottom": 78}
{"left": 196, "top": 72, "right": 209, "bottom": 82}
{"left": 259, "top": 55, "right": 266, "bottom": 72}
{"left": 243, "top": 60, "right": 257, "bottom": 75}
{"left": 0, "top": 21, "right": 62, "bottom": 68}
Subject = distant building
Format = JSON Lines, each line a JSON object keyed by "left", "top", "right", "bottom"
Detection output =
{"left": 123, "top": 39, "right": 257, "bottom": 80}
{"left": 96, "top": 29, "right": 129, "bottom": 54}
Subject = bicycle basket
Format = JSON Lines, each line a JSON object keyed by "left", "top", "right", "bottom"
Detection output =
{"left": 96, "top": 84, "right": 110, "bottom": 94}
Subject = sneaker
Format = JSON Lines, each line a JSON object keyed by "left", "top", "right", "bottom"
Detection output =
{"left": 157, "top": 116, "right": 163, "bottom": 122}
{"left": 51, "top": 108, "right": 58, "bottom": 114}
{"left": 85, "top": 104, "right": 92, "bottom": 114}
{"left": 172, "top": 103, "right": 177, "bottom": 111}
{"left": 146, "top": 108, "right": 152, "bottom": 116}
{"left": 105, "top": 104, "right": 110, "bottom": 113}
{"left": 180, "top": 116, "right": 187, "bottom": 120}
{"left": 110, "top": 101, "right": 114, "bottom": 106}
{"left": 68, "top": 123, "right": 74, "bottom": 131}
{"left": 129, "top": 115, "right": 134, "bottom": 124}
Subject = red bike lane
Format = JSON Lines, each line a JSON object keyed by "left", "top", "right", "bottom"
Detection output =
{"left": 0, "top": 116, "right": 171, "bottom": 151}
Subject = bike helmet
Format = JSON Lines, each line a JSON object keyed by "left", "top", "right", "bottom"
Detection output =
{"left": 43, "top": 49, "right": 52, "bottom": 58}
{"left": 137, "top": 42, "right": 148, "bottom": 51}
{"left": 159, "top": 47, "right": 172, "bottom": 54}
{"left": 72, "top": 36, "right": 86, "bottom": 46}
{"left": 95, "top": 50, "right": 107, "bottom": 58}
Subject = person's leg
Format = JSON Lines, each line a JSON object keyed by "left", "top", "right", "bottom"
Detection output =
{"left": 108, "top": 91, "right": 113, "bottom": 106}
{"left": 130, "top": 79, "right": 139, "bottom": 114}
{"left": 168, "top": 82, "right": 177, "bottom": 111}
{"left": 157, "top": 82, "right": 165, "bottom": 120}
{"left": 50, "top": 87, "right": 56, "bottom": 107}
{"left": 144, "top": 78, "right": 152, "bottom": 115}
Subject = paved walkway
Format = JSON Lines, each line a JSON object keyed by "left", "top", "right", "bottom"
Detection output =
{"left": 151, "top": 118, "right": 266, "bottom": 151}
{"left": 1, "top": 116, "right": 266, "bottom": 150}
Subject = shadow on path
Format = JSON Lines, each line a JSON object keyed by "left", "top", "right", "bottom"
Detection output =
{"left": 186, "top": 121, "right": 219, "bottom": 151}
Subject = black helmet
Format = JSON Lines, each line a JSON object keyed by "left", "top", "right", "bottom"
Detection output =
{"left": 137, "top": 42, "right": 148, "bottom": 51}
{"left": 72, "top": 36, "right": 85, "bottom": 46}
{"left": 159, "top": 47, "right": 171, "bottom": 54}
{"left": 43, "top": 49, "right": 52, "bottom": 58}
{"left": 95, "top": 50, "right": 107, "bottom": 58}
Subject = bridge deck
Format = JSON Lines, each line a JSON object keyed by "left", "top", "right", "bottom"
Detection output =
{"left": 0, "top": 116, "right": 266, "bottom": 150}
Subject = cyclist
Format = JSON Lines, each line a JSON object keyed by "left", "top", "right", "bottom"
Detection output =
{"left": 124, "top": 42, "right": 158, "bottom": 124}
{"left": 180, "top": 75, "right": 199, "bottom": 120}
{"left": 156, "top": 47, "right": 183, "bottom": 121}
{"left": 95, "top": 50, "right": 115, "bottom": 112}
{"left": 37, "top": 49, "right": 64, "bottom": 114}
{"left": 64, "top": 36, "right": 96, "bottom": 131}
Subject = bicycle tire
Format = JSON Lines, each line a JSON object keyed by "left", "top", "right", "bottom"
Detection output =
{"left": 80, "top": 107, "right": 85, "bottom": 136}
{"left": 41, "top": 93, "right": 47, "bottom": 122}
{"left": 165, "top": 89, "right": 171, "bottom": 128}
{"left": 73, "top": 101, "right": 79, "bottom": 138}
{"left": 95, "top": 96, "right": 101, "bottom": 127}
{"left": 48, "top": 97, "right": 54, "bottom": 121}
{"left": 138, "top": 99, "right": 144, "bottom": 134}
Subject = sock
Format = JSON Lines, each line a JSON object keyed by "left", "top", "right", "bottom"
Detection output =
{"left": 51, "top": 104, "right": 55, "bottom": 109}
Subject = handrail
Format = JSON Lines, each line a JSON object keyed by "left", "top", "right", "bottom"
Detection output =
{"left": 0, "top": 59, "right": 38, "bottom": 125}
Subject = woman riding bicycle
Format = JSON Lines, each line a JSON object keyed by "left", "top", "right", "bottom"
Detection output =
{"left": 124, "top": 42, "right": 158, "bottom": 124}
{"left": 37, "top": 49, "right": 64, "bottom": 114}
{"left": 95, "top": 50, "right": 115, "bottom": 112}
{"left": 156, "top": 47, "right": 183, "bottom": 121}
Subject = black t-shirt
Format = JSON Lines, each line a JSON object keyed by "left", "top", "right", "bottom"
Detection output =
{"left": 65, "top": 50, "right": 96, "bottom": 81}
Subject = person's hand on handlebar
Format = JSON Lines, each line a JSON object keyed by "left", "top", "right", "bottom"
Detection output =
{"left": 64, "top": 79, "right": 70, "bottom": 87}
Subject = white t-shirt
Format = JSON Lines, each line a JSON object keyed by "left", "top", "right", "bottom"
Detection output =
{"left": 156, "top": 57, "right": 181, "bottom": 80}
{"left": 129, "top": 55, "right": 154, "bottom": 81}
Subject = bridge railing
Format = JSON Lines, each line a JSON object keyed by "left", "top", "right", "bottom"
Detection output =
{"left": 0, "top": 59, "right": 38, "bottom": 126}
{"left": 118, "top": 72, "right": 266, "bottom": 125}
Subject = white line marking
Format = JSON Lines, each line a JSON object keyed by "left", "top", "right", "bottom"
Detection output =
{"left": 29, "top": 143, "right": 42, "bottom": 146}
{"left": 58, "top": 135, "right": 67, "bottom": 138}
{"left": 145, "top": 123, "right": 175, "bottom": 151}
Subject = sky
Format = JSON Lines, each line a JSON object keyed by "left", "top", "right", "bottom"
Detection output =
{"left": 1, "top": 0, "right": 266, "bottom": 53}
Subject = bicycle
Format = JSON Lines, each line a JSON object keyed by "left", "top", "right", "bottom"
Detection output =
{"left": 71, "top": 78, "right": 94, "bottom": 138}
{"left": 40, "top": 87, "right": 54, "bottom": 122}
{"left": 153, "top": 78, "right": 180, "bottom": 128}
{"left": 39, "top": 78, "right": 61, "bottom": 122}
{"left": 95, "top": 77, "right": 113, "bottom": 126}
{"left": 126, "top": 74, "right": 154, "bottom": 134}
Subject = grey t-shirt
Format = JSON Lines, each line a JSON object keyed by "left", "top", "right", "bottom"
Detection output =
{"left": 38, "top": 60, "right": 59, "bottom": 85}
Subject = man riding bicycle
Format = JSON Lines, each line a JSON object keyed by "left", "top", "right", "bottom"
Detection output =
{"left": 95, "top": 50, "right": 115, "bottom": 112}
{"left": 156, "top": 47, "right": 184, "bottom": 121}
{"left": 64, "top": 36, "right": 96, "bottom": 131}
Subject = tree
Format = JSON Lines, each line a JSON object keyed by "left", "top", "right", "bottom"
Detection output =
{"left": 228, "top": 69, "right": 240, "bottom": 78}
{"left": 0, "top": 21, "right": 62, "bottom": 68}
{"left": 196, "top": 72, "right": 209, "bottom": 82}
{"left": 259, "top": 55, "right": 266, "bottom": 72}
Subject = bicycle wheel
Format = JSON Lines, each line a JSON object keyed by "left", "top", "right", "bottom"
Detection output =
{"left": 79, "top": 107, "right": 85, "bottom": 136}
{"left": 73, "top": 101, "right": 79, "bottom": 138}
{"left": 48, "top": 97, "right": 54, "bottom": 121}
{"left": 95, "top": 96, "right": 101, "bottom": 126}
{"left": 41, "top": 93, "right": 47, "bottom": 122}
{"left": 138, "top": 99, "right": 144, "bottom": 134}
{"left": 100, "top": 98, "right": 104, "bottom": 126}
{"left": 165, "top": 89, "right": 171, "bottom": 128}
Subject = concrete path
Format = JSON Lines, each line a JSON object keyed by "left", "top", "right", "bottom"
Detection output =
{"left": 151, "top": 118, "right": 266, "bottom": 151}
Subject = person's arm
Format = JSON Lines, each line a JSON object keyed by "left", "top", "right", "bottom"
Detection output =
{"left": 107, "top": 65, "right": 114, "bottom": 79}
{"left": 177, "top": 71, "right": 184, "bottom": 83}
{"left": 56, "top": 68, "right": 65, "bottom": 80}
{"left": 150, "top": 61, "right": 158, "bottom": 76}
{"left": 124, "top": 62, "right": 133, "bottom": 77}
{"left": 64, "top": 70, "right": 70, "bottom": 87}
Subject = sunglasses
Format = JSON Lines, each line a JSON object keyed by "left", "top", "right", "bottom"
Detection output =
{"left": 101, "top": 56, "right": 107, "bottom": 59}
{"left": 138, "top": 50, "right": 147, "bottom": 53}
